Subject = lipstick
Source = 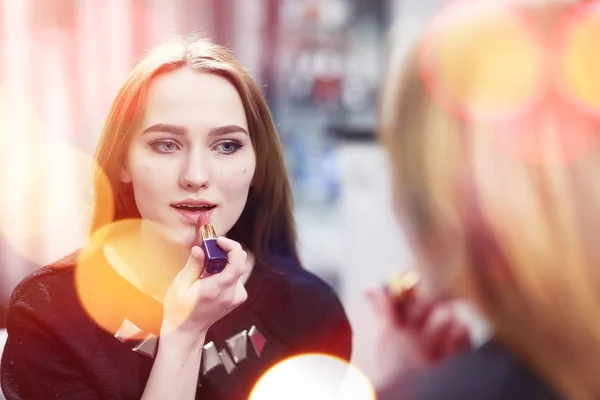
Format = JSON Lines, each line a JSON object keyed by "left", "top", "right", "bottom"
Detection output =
{"left": 386, "top": 270, "right": 421, "bottom": 324}
{"left": 387, "top": 270, "right": 420, "bottom": 302}
{"left": 198, "top": 223, "right": 228, "bottom": 274}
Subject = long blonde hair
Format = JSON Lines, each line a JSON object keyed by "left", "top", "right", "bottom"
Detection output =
{"left": 381, "top": 1, "right": 600, "bottom": 398}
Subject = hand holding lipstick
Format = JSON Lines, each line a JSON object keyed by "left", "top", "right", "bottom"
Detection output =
{"left": 160, "top": 214, "right": 248, "bottom": 341}
{"left": 367, "top": 270, "right": 471, "bottom": 385}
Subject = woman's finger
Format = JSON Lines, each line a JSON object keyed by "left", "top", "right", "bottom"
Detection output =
{"left": 216, "top": 236, "right": 243, "bottom": 253}
{"left": 441, "top": 322, "right": 471, "bottom": 356}
{"left": 366, "top": 288, "right": 397, "bottom": 325}
{"left": 404, "top": 299, "right": 434, "bottom": 330}
{"left": 419, "top": 305, "right": 459, "bottom": 361}
{"left": 173, "top": 245, "right": 205, "bottom": 288}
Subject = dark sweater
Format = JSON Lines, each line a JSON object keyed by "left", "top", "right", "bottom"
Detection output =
{"left": 0, "top": 250, "right": 352, "bottom": 400}
{"left": 0, "top": 237, "right": 39, "bottom": 329}
{"left": 378, "top": 340, "right": 560, "bottom": 400}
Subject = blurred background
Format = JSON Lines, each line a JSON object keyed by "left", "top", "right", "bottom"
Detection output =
{"left": 0, "top": 0, "right": 451, "bottom": 386}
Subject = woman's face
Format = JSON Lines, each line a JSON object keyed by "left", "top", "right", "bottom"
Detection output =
{"left": 121, "top": 68, "right": 256, "bottom": 247}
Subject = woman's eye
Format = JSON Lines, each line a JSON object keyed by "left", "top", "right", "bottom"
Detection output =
{"left": 215, "top": 141, "right": 242, "bottom": 155}
{"left": 150, "top": 140, "right": 180, "bottom": 153}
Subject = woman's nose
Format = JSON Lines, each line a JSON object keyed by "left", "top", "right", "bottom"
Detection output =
{"left": 179, "top": 149, "right": 210, "bottom": 190}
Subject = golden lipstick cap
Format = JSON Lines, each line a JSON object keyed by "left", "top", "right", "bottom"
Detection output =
{"left": 200, "top": 224, "right": 217, "bottom": 240}
{"left": 387, "top": 269, "right": 420, "bottom": 304}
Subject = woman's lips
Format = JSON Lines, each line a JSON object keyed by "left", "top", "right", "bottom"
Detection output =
{"left": 172, "top": 205, "right": 215, "bottom": 224}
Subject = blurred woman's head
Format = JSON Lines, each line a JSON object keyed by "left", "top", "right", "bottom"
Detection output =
{"left": 91, "top": 35, "right": 298, "bottom": 266}
{"left": 381, "top": 0, "right": 600, "bottom": 397}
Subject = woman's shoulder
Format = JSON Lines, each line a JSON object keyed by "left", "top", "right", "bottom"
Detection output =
{"left": 379, "top": 341, "right": 559, "bottom": 400}
{"left": 5, "top": 250, "right": 117, "bottom": 350}
{"left": 7, "top": 252, "right": 80, "bottom": 311}
{"left": 265, "top": 254, "right": 344, "bottom": 312}
{"left": 253, "top": 255, "right": 352, "bottom": 358}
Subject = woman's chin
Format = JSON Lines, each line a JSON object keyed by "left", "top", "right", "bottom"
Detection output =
{"left": 167, "top": 228, "right": 197, "bottom": 249}
{"left": 144, "top": 224, "right": 193, "bottom": 250}
{"left": 161, "top": 235, "right": 187, "bottom": 250}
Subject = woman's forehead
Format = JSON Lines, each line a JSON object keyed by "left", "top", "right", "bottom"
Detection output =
{"left": 142, "top": 69, "right": 248, "bottom": 130}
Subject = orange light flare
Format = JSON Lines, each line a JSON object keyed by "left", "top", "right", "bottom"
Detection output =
{"left": 493, "top": 97, "right": 598, "bottom": 165}
{"left": 418, "top": 0, "right": 600, "bottom": 165}
{"left": 560, "top": 1, "right": 600, "bottom": 117}
{"left": 250, "top": 354, "right": 376, "bottom": 400}
{"left": 75, "top": 218, "right": 191, "bottom": 336}
{"left": 419, "top": 0, "right": 545, "bottom": 122}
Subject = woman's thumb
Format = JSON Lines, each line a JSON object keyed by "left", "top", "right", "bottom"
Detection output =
{"left": 173, "top": 245, "right": 205, "bottom": 287}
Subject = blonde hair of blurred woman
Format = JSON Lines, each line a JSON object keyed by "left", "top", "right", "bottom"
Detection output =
{"left": 380, "top": 1, "right": 600, "bottom": 398}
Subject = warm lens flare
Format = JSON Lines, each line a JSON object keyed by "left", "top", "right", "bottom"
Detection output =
{"left": 0, "top": 90, "right": 113, "bottom": 265}
{"left": 420, "top": 1, "right": 543, "bottom": 121}
{"left": 75, "top": 218, "right": 189, "bottom": 335}
{"left": 562, "top": 3, "right": 600, "bottom": 115}
{"left": 0, "top": 141, "right": 113, "bottom": 265}
{"left": 0, "top": 90, "right": 44, "bottom": 224}
{"left": 494, "top": 98, "right": 597, "bottom": 165}
{"left": 250, "top": 354, "right": 375, "bottom": 400}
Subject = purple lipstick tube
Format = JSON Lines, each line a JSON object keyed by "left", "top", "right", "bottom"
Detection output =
{"left": 199, "top": 224, "right": 228, "bottom": 274}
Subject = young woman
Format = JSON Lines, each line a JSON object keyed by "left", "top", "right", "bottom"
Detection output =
{"left": 0, "top": 35, "right": 351, "bottom": 400}
{"left": 376, "top": 0, "right": 600, "bottom": 398}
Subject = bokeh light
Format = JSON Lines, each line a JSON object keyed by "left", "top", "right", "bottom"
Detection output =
{"left": 75, "top": 218, "right": 189, "bottom": 336}
{"left": 0, "top": 89, "right": 44, "bottom": 219}
{"left": 0, "top": 89, "right": 114, "bottom": 265}
{"left": 0, "top": 99, "right": 114, "bottom": 265}
{"left": 250, "top": 354, "right": 375, "bottom": 400}
{"left": 420, "top": 1, "right": 543, "bottom": 122}
{"left": 493, "top": 98, "right": 597, "bottom": 165}
{"left": 561, "top": 2, "right": 600, "bottom": 116}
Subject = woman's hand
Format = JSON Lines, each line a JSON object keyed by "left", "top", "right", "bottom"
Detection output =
{"left": 367, "top": 273, "right": 471, "bottom": 385}
{"left": 161, "top": 236, "right": 249, "bottom": 343}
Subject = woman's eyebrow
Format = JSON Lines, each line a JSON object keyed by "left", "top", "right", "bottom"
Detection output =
{"left": 208, "top": 125, "right": 248, "bottom": 137}
{"left": 142, "top": 123, "right": 187, "bottom": 135}
{"left": 141, "top": 124, "right": 248, "bottom": 137}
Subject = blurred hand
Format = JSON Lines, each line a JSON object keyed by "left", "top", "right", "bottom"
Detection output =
{"left": 367, "top": 273, "right": 471, "bottom": 384}
{"left": 161, "top": 236, "right": 248, "bottom": 341}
